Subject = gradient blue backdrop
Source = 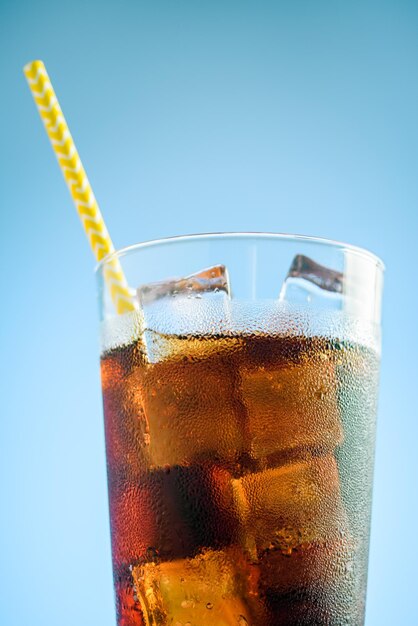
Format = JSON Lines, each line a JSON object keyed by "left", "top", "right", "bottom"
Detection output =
{"left": 1, "top": 1, "right": 417, "bottom": 624}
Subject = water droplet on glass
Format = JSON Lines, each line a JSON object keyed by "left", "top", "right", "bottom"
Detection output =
{"left": 181, "top": 600, "right": 195, "bottom": 609}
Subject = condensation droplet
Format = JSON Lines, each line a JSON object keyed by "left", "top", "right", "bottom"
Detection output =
{"left": 181, "top": 600, "right": 195, "bottom": 609}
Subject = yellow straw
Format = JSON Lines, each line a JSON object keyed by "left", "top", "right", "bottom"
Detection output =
{"left": 23, "top": 60, "right": 136, "bottom": 314}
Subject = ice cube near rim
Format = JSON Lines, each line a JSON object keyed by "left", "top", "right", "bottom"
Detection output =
{"left": 137, "top": 264, "right": 231, "bottom": 305}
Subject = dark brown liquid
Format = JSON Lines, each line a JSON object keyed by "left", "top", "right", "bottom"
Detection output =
{"left": 101, "top": 332, "right": 379, "bottom": 626}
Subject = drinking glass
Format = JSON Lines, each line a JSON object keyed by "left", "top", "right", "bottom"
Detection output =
{"left": 97, "top": 233, "right": 384, "bottom": 626}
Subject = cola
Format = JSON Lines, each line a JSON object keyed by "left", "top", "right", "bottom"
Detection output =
{"left": 101, "top": 328, "right": 379, "bottom": 626}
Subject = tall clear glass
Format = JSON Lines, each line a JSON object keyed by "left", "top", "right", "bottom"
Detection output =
{"left": 97, "top": 233, "right": 384, "bottom": 626}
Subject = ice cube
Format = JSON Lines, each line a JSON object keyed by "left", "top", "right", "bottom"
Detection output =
{"left": 102, "top": 357, "right": 149, "bottom": 481}
{"left": 141, "top": 345, "right": 245, "bottom": 467}
{"left": 137, "top": 264, "right": 233, "bottom": 364}
{"left": 109, "top": 465, "right": 239, "bottom": 568}
{"left": 261, "top": 573, "right": 359, "bottom": 626}
{"left": 240, "top": 355, "right": 344, "bottom": 461}
{"left": 137, "top": 264, "right": 230, "bottom": 305}
{"left": 231, "top": 455, "right": 348, "bottom": 556}
{"left": 132, "top": 548, "right": 266, "bottom": 626}
{"left": 258, "top": 535, "right": 356, "bottom": 596}
{"left": 258, "top": 536, "right": 360, "bottom": 625}
{"left": 102, "top": 333, "right": 246, "bottom": 472}
{"left": 279, "top": 254, "right": 343, "bottom": 304}
{"left": 142, "top": 329, "right": 244, "bottom": 367}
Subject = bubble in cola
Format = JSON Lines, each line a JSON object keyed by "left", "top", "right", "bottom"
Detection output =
{"left": 100, "top": 262, "right": 380, "bottom": 625}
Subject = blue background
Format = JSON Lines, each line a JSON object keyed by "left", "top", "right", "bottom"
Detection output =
{"left": 1, "top": 1, "right": 417, "bottom": 624}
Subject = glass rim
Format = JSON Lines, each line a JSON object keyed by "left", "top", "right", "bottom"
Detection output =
{"left": 95, "top": 231, "right": 385, "bottom": 273}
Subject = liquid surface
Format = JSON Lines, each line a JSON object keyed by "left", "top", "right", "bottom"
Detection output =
{"left": 101, "top": 330, "right": 380, "bottom": 626}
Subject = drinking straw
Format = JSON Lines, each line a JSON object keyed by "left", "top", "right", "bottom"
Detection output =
{"left": 24, "top": 60, "right": 137, "bottom": 314}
